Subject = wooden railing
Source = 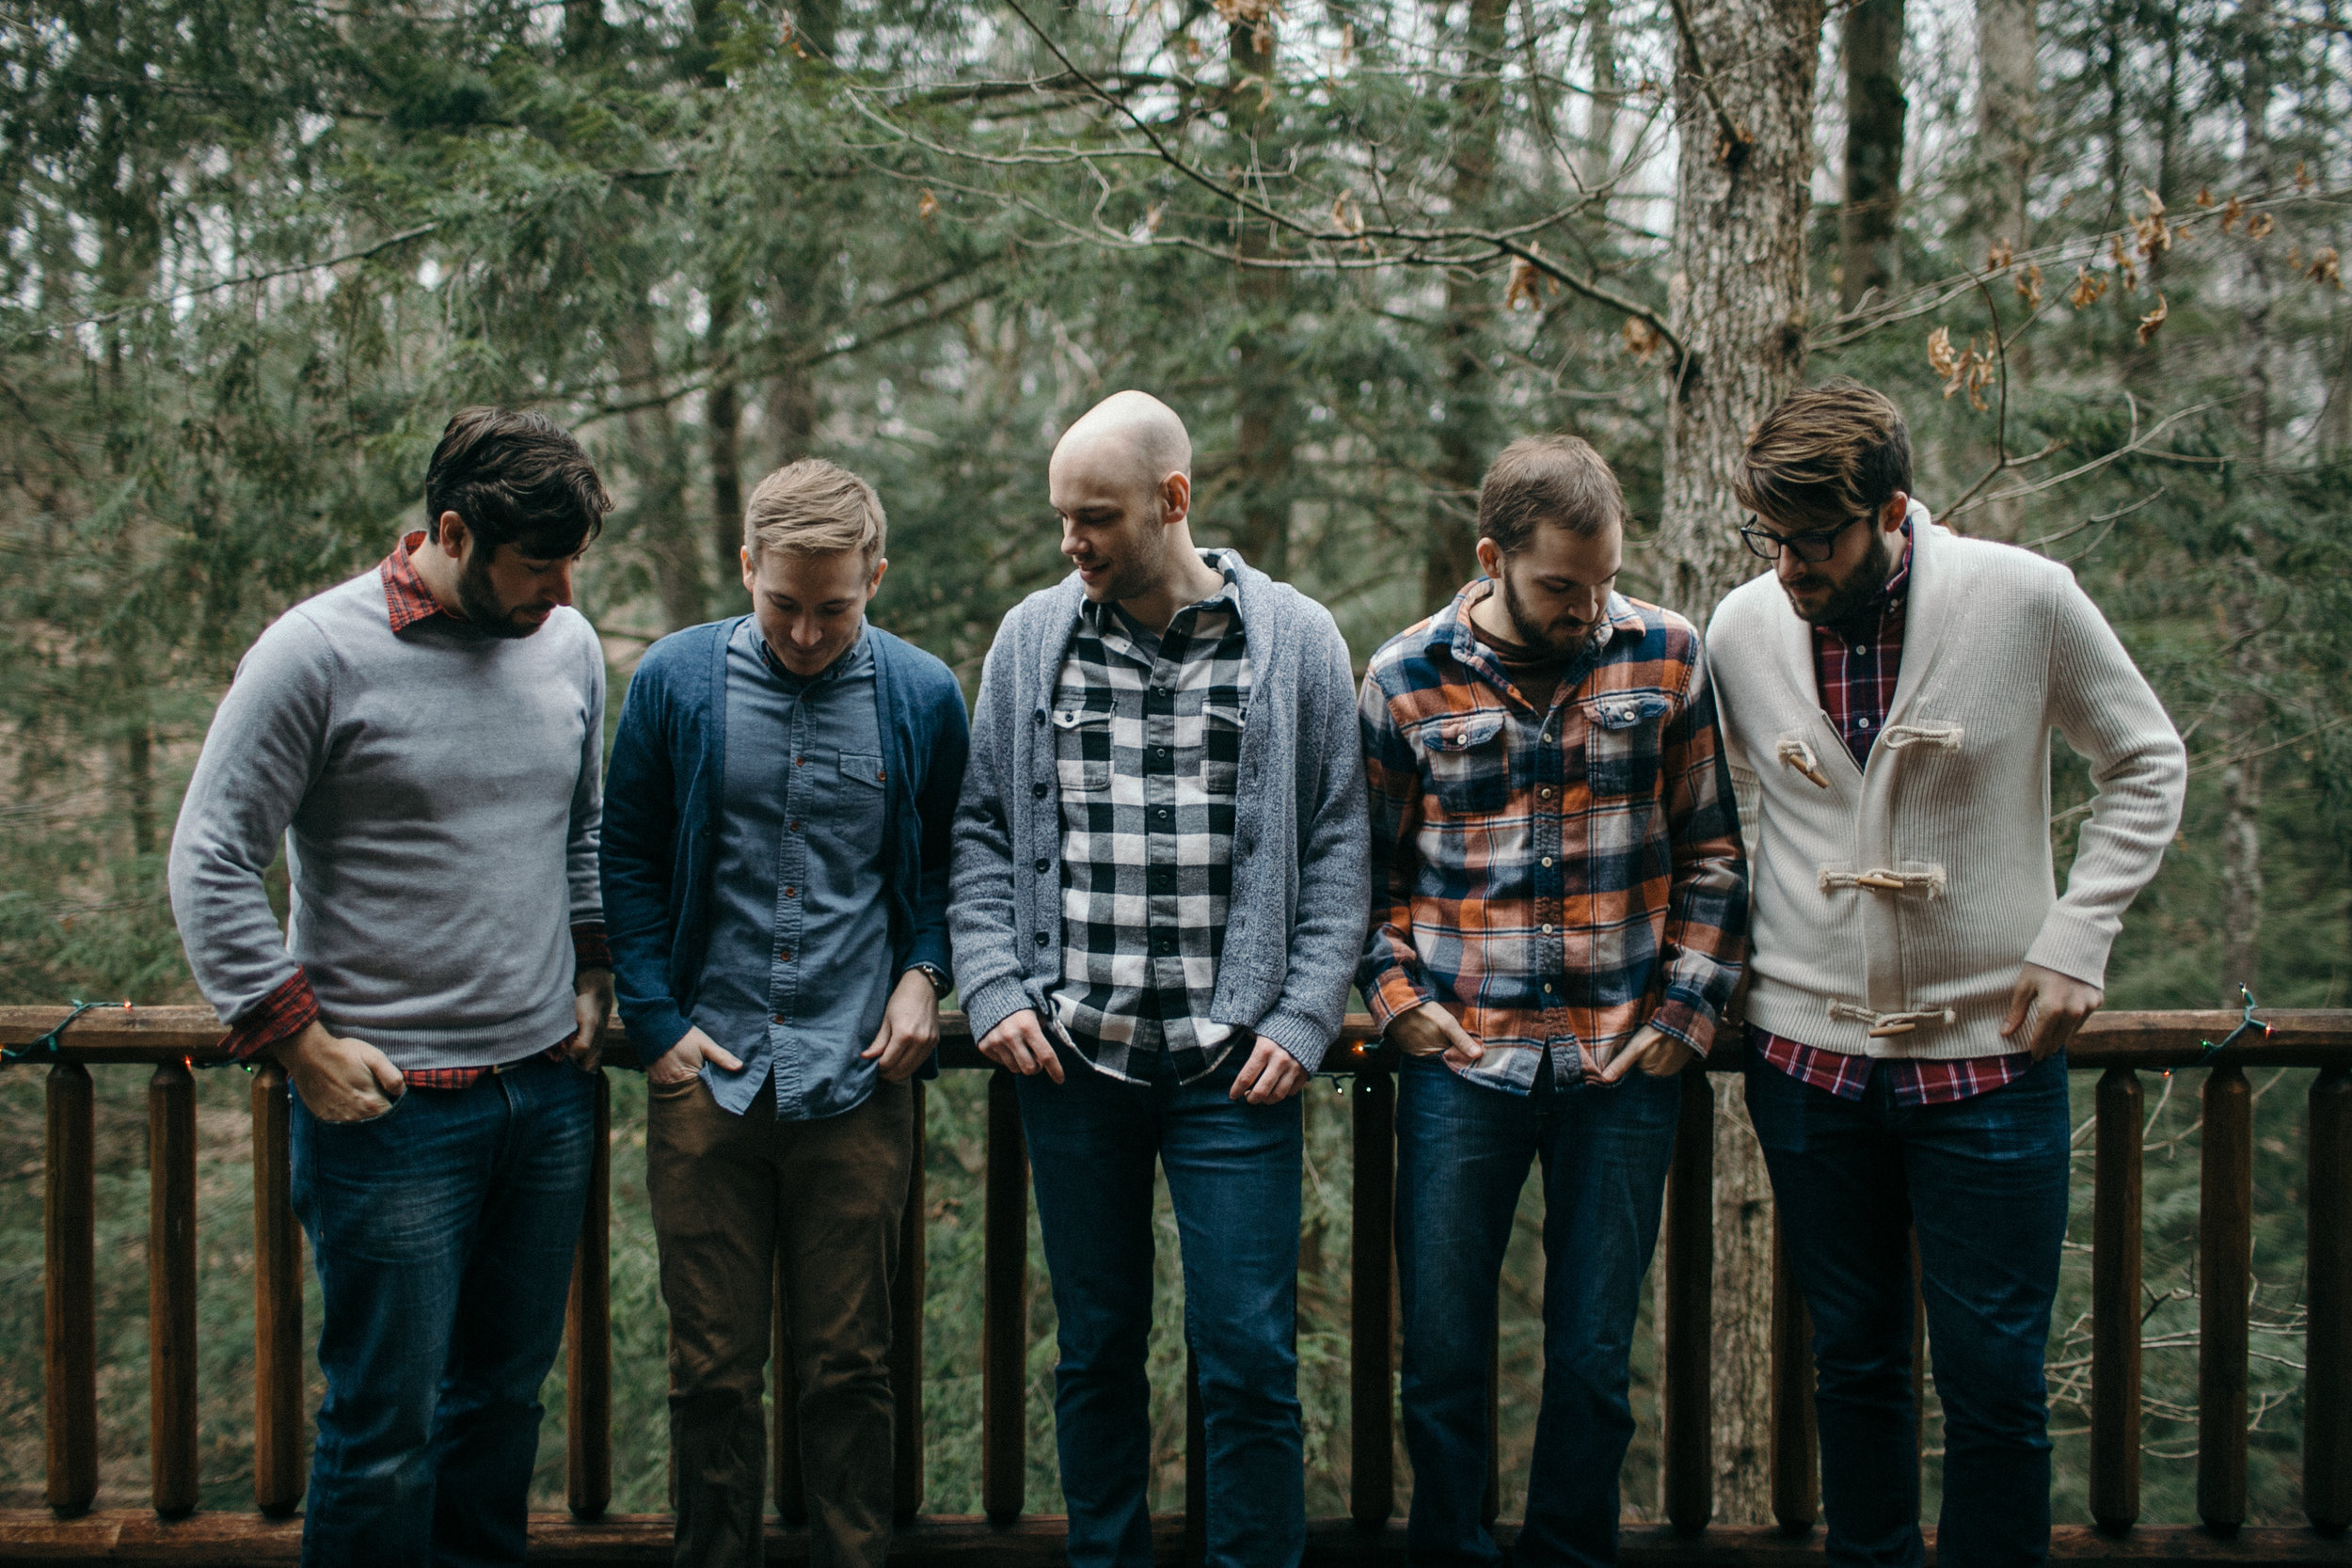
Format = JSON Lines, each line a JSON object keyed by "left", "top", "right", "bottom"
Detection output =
{"left": 1, "top": 1005, "right": 2347, "bottom": 1566}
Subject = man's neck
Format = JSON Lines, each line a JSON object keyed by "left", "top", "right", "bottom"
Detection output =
{"left": 1116, "top": 546, "right": 1226, "bottom": 635}
{"left": 408, "top": 534, "right": 464, "bottom": 617}
{"left": 1467, "top": 584, "right": 1549, "bottom": 658}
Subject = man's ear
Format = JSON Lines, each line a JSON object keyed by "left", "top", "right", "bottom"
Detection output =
{"left": 1160, "top": 471, "right": 1191, "bottom": 527}
{"left": 866, "top": 556, "right": 889, "bottom": 596}
{"left": 435, "top": 510, "right": 469, "bottom": 557}
{"left": 1880, "top": 491, "right": 1910, "bottom": 531}
{"left": 1474, "top": 536, "right": 1503, "bottom": 578}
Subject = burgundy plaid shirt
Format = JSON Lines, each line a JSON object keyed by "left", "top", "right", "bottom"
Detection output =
{"left": 218, "top": 533, "right": 610, "bottom": 1087}
{"left": 1751, "top": 520, "right": 2030, "bottom": 1106}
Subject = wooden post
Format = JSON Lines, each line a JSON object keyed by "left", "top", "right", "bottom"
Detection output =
{"left": 1662, "top": 1063, "right": 1714, "bottom": 1535}
{"left": 148, "top": 1060, "right": 199, "bottom": 1517}
{"left": 1349, "top": 1069, "right": 1395, "bottom": 1531}
{"left": 982, "top": 1070, "right": 1030, "bottom": 1521}
{"left": 1185, "top": 1347, "right": 1207, "bottom": 1567}
{"left": 1767, "top": 1223, "right": 1817, "bottom": 1532}
{"left": 252, "top": 1061, "right": 305, "bottom": 1516}
{"left": 774, "top": 1257, "right": 807, "bottom": 1526}
{"left": 2091, "top": 1066, "right": 2144, "bottom": 1532}
{"left": 46, "top": 1061, "right": 97, "bottom": 1518}
{"left": 2306, "top": 1067, "right": 2351, "bottom": 1531}
{"left": 894, "top": 1079, "right": 927, "bottom": 1520}
{"left": 565, "top": 1069, "right": 612, "bottom": 1520}
{"left": 2199, "top": 1062, "right": 2252, "bottom": 1530}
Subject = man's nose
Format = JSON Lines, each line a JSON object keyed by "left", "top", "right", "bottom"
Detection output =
{"left": 1059, "top": 527, "right": 1083, "bottom": 558}
{"left": 790, "top": 618, "right": 825, "bottom": 647}
{"left": 1775, "top": 548, "right": 1808, "bottom": 584}
{"left": 548, "top": 560, "right": 576, "bottom": 606}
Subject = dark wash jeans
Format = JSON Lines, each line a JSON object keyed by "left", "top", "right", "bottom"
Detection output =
{"left": 289, "top": 1053, "right": 596, "bottom": 1568}
{"left": 1395, "top": 1053, "right": 1680, "bottom": 1568}
{"left": 1744, "top": 1047, "right": 2073, "bottom": 1568}
{"left": 1017, "top": 1041, "right": 1306, "bottom": 1568}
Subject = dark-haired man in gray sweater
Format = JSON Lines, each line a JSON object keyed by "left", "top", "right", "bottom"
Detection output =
{"left": 169, "top": 409, "right": 615, "bottom": 1568}
{"left": 950, "top": 390, "right": 1367, "bottom": 1568}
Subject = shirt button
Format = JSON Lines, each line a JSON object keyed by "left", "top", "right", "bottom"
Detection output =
{"left": 1543, "top": 985, "right": 1554, "bottom": 995}
{"left": 1035, "top": 857, "right": 1052, "bottom": 873}
{"left": 1851, "top": 645, "right": 1867, "bottom": 657}
{"left": 1034, "top": 933, "right": 1051, "bottom": 948}
{"left": 771, "top": 1012, "right": 785, "bottom": 1024}
{"left": 1033, "top": 783, "right": 1049, "bottom": 799}
{"left": 1539, "top": 786, "right": 1555, "bottom": 800}
{"left": 1541, "top": 856, "right": 1554, "bottom": 867}
{"left": 788, "top": 820, "right": 802, "bottom": 832}
{"left": 777, "top": 948, "right": 793, "bottom": 961}
{"left": 795, "top": 755, "right": 806, "bottom": 767}
{"left": 1858, "top": 717, "right": 1872, "bottom": 729}
{"left": 1542, "top": 924, "right": 1554, "bottom": 934}
{"left": 784, "top": 886, "right": 797, "bottom": 898}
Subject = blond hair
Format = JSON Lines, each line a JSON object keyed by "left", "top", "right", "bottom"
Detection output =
{"left": 743, "top": 459, "right": 886, "bottom": 564}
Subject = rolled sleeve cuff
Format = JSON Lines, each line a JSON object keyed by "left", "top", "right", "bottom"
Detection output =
{"left": 1364, "top": 964, "right": 1435, "bottom": 1033}
{"left": 1647, "top": 990, "right": 1717, "bottom": 1059}
{"left": 220, "top": 971, "right": 320, "bottom": 1063}
{"left": 572, "top": 922, "right": 612, "bottom": 972}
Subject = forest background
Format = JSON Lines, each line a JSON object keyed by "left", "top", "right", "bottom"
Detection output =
{"left": 2, "top": 0, "right": 2349, "bottom": 1533}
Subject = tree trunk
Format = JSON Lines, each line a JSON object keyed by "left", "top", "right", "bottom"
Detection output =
{"left": 1581, "top": 0, "right": 1623, "bottom": 199}
{"left": 1838, "top": 0, "right": 1905, "bottom": 309}
{"left": 2219, "top": 0, "right": 2272, "bottom": 1006}
{"left": 1656, "top": 0, "right": 1824, "bottom": 1526}
{"left": 1422, "top": 0, "right": 1513, "bottom": 612}
{"left": 1972, "top": 0, "right": 2037, "bottom": 250}
{"left": 614, "top": 313, "right": 707, "bottom": 634}
{"left": 1229, "top": 15, "right": 1294, "bottom": 579}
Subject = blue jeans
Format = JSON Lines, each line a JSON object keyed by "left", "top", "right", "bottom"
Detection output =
{"left": 1744, "top": 1050, "right": 2072, "bottom": 1568}
{"left": 1017, "top": 1043, "right": 1306, "bottom": 1568}
{"left": 1395, "top": 1053, "right": 1681, "bottom": 1568}
{"left": 290, "top": 1054, "right": 596, "bottom": 1568}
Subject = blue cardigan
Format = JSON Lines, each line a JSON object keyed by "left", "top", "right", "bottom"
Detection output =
{"left": 600, "top": 617, "right": 970, "bottom": 1069}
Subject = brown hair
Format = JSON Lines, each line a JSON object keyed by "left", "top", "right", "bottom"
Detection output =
{"left": 743, "top": 459, "right": 887, "bottom": 564}
{"left": 424, "top": 407, "right": 612, "bottom": 557}
{"left": 1476, "top": 435, "right": 1626, "bottom": 551}
{"left": 1734, "top": 379, "right": 1914, "bottom": 526}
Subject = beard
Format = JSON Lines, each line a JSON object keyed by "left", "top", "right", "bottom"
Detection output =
{"left": 1496, "top": 569, "right": 1601, "bottom": 660}
{"left": 1782, "top": 528, "right": 1895, "bottom": 630}
{"left": 454, "top": 548, "right": 550, "bottom": 639}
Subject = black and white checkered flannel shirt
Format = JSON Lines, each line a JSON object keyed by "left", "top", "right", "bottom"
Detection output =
{"left": 1045, "top": 550, "right": 1255, "bottom": 1083}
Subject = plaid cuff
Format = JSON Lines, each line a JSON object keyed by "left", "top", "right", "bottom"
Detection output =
{"left": 572, "top": 922, "right": 612, "bottom": 972}
{"left": 220, "top": 971, "right": 320, "bottom": 1063}
{"left": 1646, "top": 994, "right": 1712, "bottom": 1059}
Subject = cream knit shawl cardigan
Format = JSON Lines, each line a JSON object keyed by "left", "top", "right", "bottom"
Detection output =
{"left": 1705, "top": 509, "right": 2187, "bottom": 1061}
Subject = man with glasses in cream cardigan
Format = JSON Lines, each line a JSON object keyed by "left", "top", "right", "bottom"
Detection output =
{"left": 1706, "top": 380, "right": 2185, "bottom": 1568}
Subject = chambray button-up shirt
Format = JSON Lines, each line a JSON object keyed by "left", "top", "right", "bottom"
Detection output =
{"left": 688, "top": 618, "right": 893, "bottom": 1118}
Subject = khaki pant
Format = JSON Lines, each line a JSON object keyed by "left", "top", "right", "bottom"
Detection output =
{"left": 646, "top": 1073, "right": 913, "bottom": 1568}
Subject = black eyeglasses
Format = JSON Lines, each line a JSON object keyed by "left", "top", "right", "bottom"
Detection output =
{"left": 1739, "top": 514, "right": 1863, "bottom": 564}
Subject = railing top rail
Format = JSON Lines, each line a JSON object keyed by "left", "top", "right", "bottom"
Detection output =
{"left": 7, "top": 1005, "right": 2352, "bottom": 1070}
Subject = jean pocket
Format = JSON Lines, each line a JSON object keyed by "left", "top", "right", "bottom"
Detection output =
{"left": 649, "top": 1072, "right": 704, "bottom": 1101}
{"left": 313, "top": 1088, "right": 409, "bottom": 1128}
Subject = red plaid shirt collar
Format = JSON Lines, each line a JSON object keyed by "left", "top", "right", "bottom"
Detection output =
{"left": 380, "top": 531, "right": 465, "bottom": 634}
{"left": 1433, "top": 579, "right": 1645, "bottom": 711}
{"left": 1755, "top": 515, "right": 2028, "bottom": 1106}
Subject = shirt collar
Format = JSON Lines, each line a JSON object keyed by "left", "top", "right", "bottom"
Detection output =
{"left": 751, "top": 618, "right": 869, "bottom": 686}
{"left": 379, "top": 531, "right": 465, "bottom": 634}
{"left": 1079, "top": 549, "right": 1245, "bottom": 633}
{"left": 1428, "top": 578, "right": 1639, "bottom": 665}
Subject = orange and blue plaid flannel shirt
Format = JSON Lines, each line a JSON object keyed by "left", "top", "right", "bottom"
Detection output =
{"left": 1358, "top": 582, "right": 1747, "bottom": 1092}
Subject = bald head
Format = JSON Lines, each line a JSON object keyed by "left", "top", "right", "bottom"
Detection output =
{"left": 1052, "top": 390, "right": 1191, "bottom": 493}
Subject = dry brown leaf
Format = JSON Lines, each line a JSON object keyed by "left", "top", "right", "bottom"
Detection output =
{"left": 1504, "top": 255, "right": 1547, "bottom": 311}
{"left": 2222, "top": 195, "right": 2245, "bottom": 232}
{"left": 2248, "top": 212, "right": 2276, "bottom": 240}
{"left": 917, "top": 189, "right": 940, "bottom": 222}
{"left": 2137, "top": 293, "right": 2169, "bottom": 344}
{"left": 1144, "top": 203, "right": 1165, "bottom": 235}
{"left": 1621, "top": 317, "right": 1665, "bottom": 362}
{"left": 1329, "top": 192, "right": 1363, "bottom": 235}
{"left": 1928, "top": 325, "right": 1959, "bottom": 379}
{"left": 1985, "top": 239, "right": 2015, "bottom": 273}
{"left": 2312, "top": 247, "right": 2343, "bottom": 288}
{"left": 2142, "top": 186, "right": 2167, "bottom": 222}
{"left": 2296, "top": 160, "right": 2313, "bottom": 192}
{"left": 2196, "top": 187, "right": 2215, "bottom": 207}
{"left": 2068, "top": 266, "right": 2108, "bottom": 309}
{"left": 2109, "top": 231, "right": 2139, "bottom": 292}
{"left": 2015, "top": 262, "right": 2043, "bottom": 310}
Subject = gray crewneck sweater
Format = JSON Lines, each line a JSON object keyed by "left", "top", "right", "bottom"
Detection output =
{"left": 168, "top": 566, "right": 606, "bottom": 1069}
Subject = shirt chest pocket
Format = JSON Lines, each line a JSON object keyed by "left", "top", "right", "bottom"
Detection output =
{"left": 1052, "top": 707, "right": 1115, "bottom": 794}
{"left": 1416, "top": 710, "right": 1510, "bottom": 815}
{"left": 1201, "top": 703, "right": 1247, "bottom": 796}
{"left": 825, "top": 751, "right": 889, "bottom": 837}
{"left": 1581, "top": 691, "right": 1674, "bottom": 800}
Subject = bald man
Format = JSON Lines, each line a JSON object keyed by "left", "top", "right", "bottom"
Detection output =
{"left": 950, "top": 392, "right": 1368, "bottom": 1568}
